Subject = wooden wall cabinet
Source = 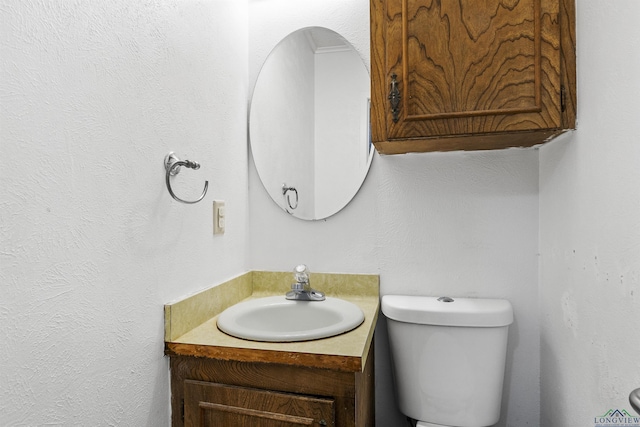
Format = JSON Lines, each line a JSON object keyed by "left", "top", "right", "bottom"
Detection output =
{"left": 168, "top": 342, "right": 375, "bottom": 427}
{"left": 370, "top": 0, "right": 576, "bottom": 154}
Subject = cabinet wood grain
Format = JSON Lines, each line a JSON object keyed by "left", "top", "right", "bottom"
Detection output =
{"left": 371, "top": 0, "right": 576, "bottom": 153}
{"left": 184, "top": 380, "right": 335, "bottom": 427}
{"left": 169, "top": 341, "right": 375, "bottom": 427}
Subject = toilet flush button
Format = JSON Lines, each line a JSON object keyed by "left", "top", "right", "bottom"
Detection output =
{"left": 437, "top": 296, "right": 454, "bottom": 303}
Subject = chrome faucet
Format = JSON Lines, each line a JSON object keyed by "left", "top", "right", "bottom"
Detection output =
{"left": 286, "top": 264, "right": 325, "bottom": 301}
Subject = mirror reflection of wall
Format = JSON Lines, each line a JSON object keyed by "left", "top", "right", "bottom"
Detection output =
{"left": 250, "top": 27, "right": 373, "bottom": 221}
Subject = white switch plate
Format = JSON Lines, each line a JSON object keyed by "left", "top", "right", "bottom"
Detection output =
{"left": 213, "top": 200, "right": 225, "bottom": 235}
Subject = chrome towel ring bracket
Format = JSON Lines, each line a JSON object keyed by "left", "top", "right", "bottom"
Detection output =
{"left": 282, "top": 183, "right": 298, "bottom": 211}
{"left": 164, "top": 152, "right": 209, "bottom": 204}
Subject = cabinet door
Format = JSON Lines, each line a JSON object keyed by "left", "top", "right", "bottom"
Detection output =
{"left": 184, "top": 380, "right": 335, "bottom": 427}
{"left": 371, "top": 0, "right": 572, "bottom": 152}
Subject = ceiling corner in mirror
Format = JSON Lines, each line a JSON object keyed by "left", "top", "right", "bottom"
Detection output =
{"left": 249, "top": 27, "right": 373, "bottom": 221}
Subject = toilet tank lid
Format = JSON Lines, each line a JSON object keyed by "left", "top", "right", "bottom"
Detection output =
{"left": 381, "top": 295, "right": 514, "bottom": 327}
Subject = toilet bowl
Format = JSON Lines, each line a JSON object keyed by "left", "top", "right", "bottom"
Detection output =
{"left": 382, "top": 295, "right": 513, "bottom": 427}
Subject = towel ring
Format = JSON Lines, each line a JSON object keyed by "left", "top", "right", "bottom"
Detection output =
{"left": 282, "top": 183, "right": 298, "bottom": 210}
{"left": 164, "top": 152, "right": 208, "bottom": 204}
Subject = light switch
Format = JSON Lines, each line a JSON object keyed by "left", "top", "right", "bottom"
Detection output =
{"left": 213, "top": 200, "right": 225, "bottom": 235}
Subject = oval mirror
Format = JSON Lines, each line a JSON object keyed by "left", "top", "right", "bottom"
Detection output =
{"left": 249, "top": 27, "right": 373, "bottom": 220}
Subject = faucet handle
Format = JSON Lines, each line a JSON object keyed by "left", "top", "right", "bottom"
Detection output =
{"left": 294, "top": 264, "right": 310, "bottom": 284}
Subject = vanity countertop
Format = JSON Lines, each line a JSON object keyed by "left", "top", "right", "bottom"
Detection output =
{"left": 164, "top": 271, "right": 379, "bottom": 373}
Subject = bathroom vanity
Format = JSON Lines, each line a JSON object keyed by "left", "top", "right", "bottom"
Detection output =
{"left": 164, "top": 271, "right": 379, "bottom": 427}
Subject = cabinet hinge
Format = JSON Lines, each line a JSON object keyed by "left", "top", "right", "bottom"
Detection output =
{"left": 560, "top": 84, "right": 566, "bottom": 112}
{"left": 180, "top": 398, "right": 185, "bottom": 422}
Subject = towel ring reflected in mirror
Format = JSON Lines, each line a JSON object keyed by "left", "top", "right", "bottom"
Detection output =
{"left": 282, "top": 184, "right": 298, "bottom": 211}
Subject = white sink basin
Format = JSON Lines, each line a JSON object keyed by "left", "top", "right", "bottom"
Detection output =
{"left": 217, "top": 296, "right": 365, "bottom": 342}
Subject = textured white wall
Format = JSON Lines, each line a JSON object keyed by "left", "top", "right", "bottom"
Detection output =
{"left": 539, "top": 1, "right": 640, "bottom": 425}
{"left": 248, "top": 1, "right": 540, "bottom": 426}
{"left": 1, "top": 0, "right": 248, "bottom": 425}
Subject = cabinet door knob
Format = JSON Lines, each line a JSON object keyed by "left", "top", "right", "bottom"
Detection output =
{"left": 388, "top": 73, "right": 401, "bottom": 123}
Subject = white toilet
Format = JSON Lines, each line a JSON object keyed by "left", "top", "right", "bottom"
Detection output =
{"left": 381, "top": 295, "right": 514, "bottom": 427}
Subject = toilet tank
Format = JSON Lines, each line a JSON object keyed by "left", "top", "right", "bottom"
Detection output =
{"left": 382, "top": 296, "right": 513, "bottom": 427}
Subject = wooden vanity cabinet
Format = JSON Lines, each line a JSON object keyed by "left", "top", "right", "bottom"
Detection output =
{"left": 168, "top": 342, "right": 374, "bottom": 427}
{"left": 183, "top": 380, "right": 335, "bottom": 426}
{"left": 370, "top": 0, "right": 576, "bottom": 154}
